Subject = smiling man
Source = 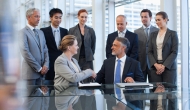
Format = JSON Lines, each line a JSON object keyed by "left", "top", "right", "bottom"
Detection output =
{"left": 134, "top": 9, "right": 158, "bottom": 82}
{"left": 96, "top": 37, "right": 144, "bottom": 84}
{"left": 41, "top": 8, "right": 68, "bottom": 80}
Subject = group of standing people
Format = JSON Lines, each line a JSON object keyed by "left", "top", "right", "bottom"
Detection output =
{"left": 19, "top": 7, "right": 178, "bottom": 89}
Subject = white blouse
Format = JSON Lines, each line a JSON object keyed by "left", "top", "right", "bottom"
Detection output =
{"left": 156, "top": 31, "right": 166, "bottom": 60}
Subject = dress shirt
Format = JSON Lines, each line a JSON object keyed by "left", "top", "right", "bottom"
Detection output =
{"left": 27, "top": 23, "right": 42, "bottom": 72}
{"left": 156, "top": 32, "right": 166, "bottom": 60}
{"left": 142, "top": 25, "right": 151, "bottom": 37}
{"left": 118, "top": 28, "right": 127, "bottom": 37}
{"left": 114, "top": 55, "right": 127, "bottom": 81}
{"left": 51, "top": 24, "right": 60, "bottom": 48}
{"left": 27, "top": 24, "right": 35, "bottom": 33}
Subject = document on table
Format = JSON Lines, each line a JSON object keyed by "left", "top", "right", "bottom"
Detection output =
{"left": 78, "top": 82, "right": 101, "bottom": 87}
{"left": 116, "top": 82, "right": 153, "bottom": 88}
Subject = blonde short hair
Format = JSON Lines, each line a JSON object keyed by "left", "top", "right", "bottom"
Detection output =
{"left": 59, "top": 35, "right": 77, "bottom": 52}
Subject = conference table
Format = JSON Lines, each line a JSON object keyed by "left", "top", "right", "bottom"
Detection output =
{"left": 22, "top": 81, "right": 180, "bottom": 110}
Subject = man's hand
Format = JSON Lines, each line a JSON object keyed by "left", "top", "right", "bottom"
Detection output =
{"left": 91, "top": 70, "right": 97, "bottom": 79}
{"left": 124, "top": 77, "right": 135, "bottom": 83}
{"left": 41, "top": 66, "right": 48, "bottom": 75}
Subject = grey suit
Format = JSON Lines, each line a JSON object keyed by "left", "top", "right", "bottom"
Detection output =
{"left": 19, "top": 26, "right": 49, "bottom": 81}
{"left": 68, "top": 24, "right": 96, "bottom": 62}
{"left": 54, "top": 53, "right": 93, "bottom": 86}
{"left": 134, "top": 25, "right": 158, "bottom": 81}
{"left": 69, "top": 24, "right": 96, "bottom": 82}
{"left": 148, "top": 29, "right": 178, "bottom": 110}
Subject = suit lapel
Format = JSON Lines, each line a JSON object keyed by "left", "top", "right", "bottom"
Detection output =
{"left": 122, "top": 57, "right": 131, "bottom": 82}
{"left": 162, "top": 29, "right": 171, "bottom": 48}
{"left": 26, "top": 26, "right": 40, "bottom": 48}
{"left": 72, "top": 58, "right": 81, "bottom": 72}
{"left": 84, "top": 25, "right": 89, "bottom": 40}
{"left": 75, "top": 25, "right": 82, "bottom": 43}
{"left": 48, "top": 26, "right": 58, "bottom": 49}
{"left": 153, "top": 31, "right": 158, "bottom": 52}
{"left": 110, "top": 58, "right": 116, "bottom": 83}
{"left": 139, "top": 27, "right": 147, "bottom": 41}
{"left": 62, "top": 54, "right": 77, "bottom": 73}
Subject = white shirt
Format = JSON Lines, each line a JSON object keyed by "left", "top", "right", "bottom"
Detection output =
{"left": 118, "top": 28, "right": 127, "bottom": 37}
{"left": 156, "top": 31, "right": 166, "bottom": 60}
{"left": 51, "top": 24, "right": 61, "bottom": 48}
{"left": 114, "top": 55, "right": 127, "bottom": 81}
{"left": 27, "top": 24, "right": 35, "bottom": 33}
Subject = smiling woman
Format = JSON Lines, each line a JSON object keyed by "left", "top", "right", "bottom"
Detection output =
{"left": 68, "top": 9, "right": 96, "bottom": 83}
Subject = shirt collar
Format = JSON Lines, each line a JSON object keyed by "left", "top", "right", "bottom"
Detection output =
{"left": 142, "top": 24, "right": 151, "bottom": 29}
{"left": 51, "top": 24, "right": 60, "bottom": 32}
{"left": 115, "top": 55, "right": 127, "bottom": 63}
{"left": 118, "top": 28, "right": 127, "bottom": 34}
{"left": 27, "top": 23, "right": 35, "bottom": 31}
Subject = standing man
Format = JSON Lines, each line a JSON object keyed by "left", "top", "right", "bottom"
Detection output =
{"left": 41, "top": 8, "right": 68, "bottom": 80}
{"left": 19, "top": 8, "right": 49, "bottom": 85}
{"left": 106, "top": 15, "right": 138, "bottom": 60}
{"left": 134, "top": 9, "right": 158, "bottom": 82}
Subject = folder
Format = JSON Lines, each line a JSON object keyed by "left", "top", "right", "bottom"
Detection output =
{"left": 116, "top": 82, "right": 153, "bottom": 88}
{"left": 78, "top": 82, "right": 101, "bottom": 89}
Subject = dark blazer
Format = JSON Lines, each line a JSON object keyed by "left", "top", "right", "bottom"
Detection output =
{"left": 134, "top": 26, "right": 158, "bottom": 71}
{"left": 148, "top": 29, "right": 178, "bottom": 70}
{"left": 106, "top": 30, "right": 138, "bottom": 60}
{"left": 95, "top": 57, "right": 144, "bottom": 84}
{"left": 69, "top": 24, "right": 96, "bottom": 61}
{"left": 40, "top": 26, "right": 68, "bottom": 80}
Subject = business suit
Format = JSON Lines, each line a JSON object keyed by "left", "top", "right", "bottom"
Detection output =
{"left": 40, "top": 26, "right": 68, "bottom": 80}
{"left": 69, "top": 24, "right": 96, "bottom": 82}
{"left": 106, "top": 30, "right": 138, "bottom": 60}
{"left": 54, "top": 53, "right": 93, "bottom": 86}
{"left": 148, "top": 29, "right": 178, "bottom": 110}
{"left": 96, "top": 56, "right": 144, "bottom": 84}
{"left": 134, "top": 25, "right": 158, "bottom": 81}
{"left": 19, "top": 26, "right": 49, "bottom": 84}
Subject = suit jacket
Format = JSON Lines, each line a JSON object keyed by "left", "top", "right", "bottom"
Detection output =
{"left": 40, "top": 26, "right": 68, "bottom": 80}
{"left": 106, "top": 30, "right": 138, "bottom": 60}
{"left": 148, "top": 28, "right": 178, "bottom": 70}
{"left": 95, "top": 56, "right": 144, "bottom": 84}
{"left": 19, "top": 26, "right": 49, "bottom": 79}
{"left": 134, "top": 25, "right": 158, "bottom": 71}
{"left": 68, "top": 24, "right": 96, "bottom": 61}
{"left": 54, "top": 53, "right": 92, "bottom": 86}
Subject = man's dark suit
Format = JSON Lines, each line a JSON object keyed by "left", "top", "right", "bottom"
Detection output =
{"left": 41, "top": 26, "right": 68, "bottom": 80}
{"left": 95, "top": 56, "right": 144, "bottom": 84}
{"left": 96, "top": 56, "right": 144, "bottom": 109}
{"left": 106, "top": 30, "right": 138, "bottom": 60}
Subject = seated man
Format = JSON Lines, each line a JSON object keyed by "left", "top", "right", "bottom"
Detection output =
{"left": 96, "top": 37, "right": 144, "bottom": 109}
{"left": 96, "top": 37, "right": 144, "bottom": 84}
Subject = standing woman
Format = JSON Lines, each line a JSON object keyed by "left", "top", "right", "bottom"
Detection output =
{"left": 69, "top": 9, "right": 96, "bottom": 83}
{"left": 148, "top": 11, "right": 178, "bottom": 110}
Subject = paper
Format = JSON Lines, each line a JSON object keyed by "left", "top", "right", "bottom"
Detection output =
{"left": 116, "top": 82, "right": 153, "bottom": 88}
{"left": 78, "top": 82, "right": 101, "bottom": 87}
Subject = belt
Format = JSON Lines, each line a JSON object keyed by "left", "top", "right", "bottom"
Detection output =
{"left": 157, "top": 60, "right": 163, "bottom": 64}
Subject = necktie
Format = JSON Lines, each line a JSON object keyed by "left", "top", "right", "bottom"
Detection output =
{"left": 145, "top": 28, "right": 149, "bottom": 38}
{"left": 115, "top": 59, "right": 122, "bottom": 100}
{"left": 33, "top": 29, "right": 40, "bottom": 44}
{"left": 54, "top": 29, "right": 60, "bottom": 48}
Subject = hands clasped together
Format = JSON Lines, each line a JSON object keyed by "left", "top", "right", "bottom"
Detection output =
{"left": 154, "top": 63, "right": 165, "bottom": 75}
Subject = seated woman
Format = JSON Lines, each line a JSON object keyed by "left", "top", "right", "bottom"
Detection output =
{"left": 54, "top": 35, "right": 96, "bottom": 85}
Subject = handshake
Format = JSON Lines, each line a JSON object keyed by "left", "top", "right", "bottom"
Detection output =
{"left": 87, "top": 69, "right": 97, "bottom": 79}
